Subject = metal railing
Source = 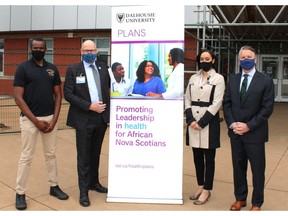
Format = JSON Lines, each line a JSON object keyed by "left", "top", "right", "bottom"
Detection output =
{"left": 0, "top": 97, "right": 71, "bottom": 134}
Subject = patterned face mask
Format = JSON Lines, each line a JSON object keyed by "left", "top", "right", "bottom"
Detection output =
{"left": 82, "top": 53, "right": 97, "bottom": 63}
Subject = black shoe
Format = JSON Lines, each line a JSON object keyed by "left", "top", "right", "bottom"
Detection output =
{"left": 79, "top": 193, "right": 90, "bottom": 207}
{"left": 15, "top": 193, "right": 27, "bottom": 210}
{"left": 89, "top": 183, "right": 108, "bottom": 193}
{"left": 50, "top": 185, "right": 69, "bottom": 200}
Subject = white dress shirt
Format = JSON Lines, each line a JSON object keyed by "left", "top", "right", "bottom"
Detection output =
{"left": 83, "top": 61, "right": 100, "bottom": 102}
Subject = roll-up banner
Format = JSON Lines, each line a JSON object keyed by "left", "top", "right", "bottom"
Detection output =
{"left": 107, "top": 5, "right": 184, "bottom": 204}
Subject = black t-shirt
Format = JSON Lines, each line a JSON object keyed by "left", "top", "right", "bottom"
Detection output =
{"left": 13, "top": 58, "right": 61, "bottom": 116}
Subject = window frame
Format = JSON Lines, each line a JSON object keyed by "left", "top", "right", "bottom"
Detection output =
{"left": 28, "top": 38, "right": 53, "bottom": 63}
{"left": 82, "top": 37, "right": 111, "bottom": 66}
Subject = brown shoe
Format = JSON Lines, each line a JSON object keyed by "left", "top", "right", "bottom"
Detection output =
{"left": 230, "top": 201, "right": 247, "bottom": 211}
{"left": 250, "top": 206, "right": 261, "bottom": 211}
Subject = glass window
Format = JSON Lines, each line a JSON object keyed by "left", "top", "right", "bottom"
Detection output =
{"left": 82, "top": 37, "right": 111, "bottom": 66}
{"left": 114, "top": 43, "right": 184, "bottom": 86}
{"left": 96, "top": 38, "right": 110, "bottom": 49}
{"left": 28, "top": 38, "right": 53, "bottom": 63}
{"left": 45, "top": 39, "right": 53, "bottom": 63}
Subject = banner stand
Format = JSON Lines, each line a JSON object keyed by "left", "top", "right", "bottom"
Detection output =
{"left": 107, "top": 5, "right": 184, "bottom": 205}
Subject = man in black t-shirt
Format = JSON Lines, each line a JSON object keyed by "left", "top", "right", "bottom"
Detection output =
{"left": 13, "top": 38, "right": 69, "bottom": 210}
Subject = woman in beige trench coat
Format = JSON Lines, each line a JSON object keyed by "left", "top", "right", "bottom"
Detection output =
{"left": 184, "top": 49, "right": 225, "bottom": 205}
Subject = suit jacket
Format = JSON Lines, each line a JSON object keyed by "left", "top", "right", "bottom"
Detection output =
{"left": 64, "top": 61, "right": 110, "bottom": 130}
{"left": 223, "top": 70, "right": 274, "bottom": 143}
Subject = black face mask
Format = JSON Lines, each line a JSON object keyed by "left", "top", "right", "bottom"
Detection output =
{"left": 200, "top": 61, "right": 213, "bottom": 72}
{"left": 31, "top": 50, "right": 45, "bottom": 61}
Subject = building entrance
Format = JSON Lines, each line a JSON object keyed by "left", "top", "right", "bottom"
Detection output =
{"left": 260, "top": 55, "right": 288, "bottom": 102}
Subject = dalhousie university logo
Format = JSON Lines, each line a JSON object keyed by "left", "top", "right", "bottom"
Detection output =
{"left": 116, "top": 13, "right": 125, "bottom": 23}
{"left": 46, "top": 69, "right": 55, "bottom": 77}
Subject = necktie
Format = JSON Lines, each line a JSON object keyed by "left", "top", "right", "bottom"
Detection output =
{"left": 90, "top": 64, "right": 102, "bottom": 101}
{"left": 240, "top": 74, "right": 248, "bottom": 102}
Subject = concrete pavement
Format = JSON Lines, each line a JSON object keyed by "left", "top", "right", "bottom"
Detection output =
{"left": 0, "top": 103, "right": 288, "bottom": 213}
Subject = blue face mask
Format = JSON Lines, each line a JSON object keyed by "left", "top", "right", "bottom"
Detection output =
{"left": 240, "top": 58, "right": 255, "bottom": 70}
{"left": 82, "top": 53, "right": 97, "bottom": 63}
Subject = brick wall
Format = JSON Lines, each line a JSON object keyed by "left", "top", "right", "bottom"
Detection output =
{"left": 0, "top": 37, "right": 84, "bottom": 96}
{"left": 54, "top": 37, "right": 81, "bottom": 77}
{"left": 4, "top": 38, "right": 29, "bottom": 77}
{"left": 1, "top": 31, "right": 199, "bottom": 96}
{"left": 53, "top": 37, "right": 82, "bottom": 95}
{"left": 184, "top": 30, "right": 198, "bottom": 89}
{"left": 184, "top": 30, "right": 198, "bottom": 72}
{"left": 0, "top": 80, "right": 14, "bottom": 95}
{"left": 1, "top": 39, "right": 28, "bottom": 96}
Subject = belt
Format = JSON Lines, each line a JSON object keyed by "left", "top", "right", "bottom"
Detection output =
{"left": 191, "top": 101, "right": 211, "bottom": 107}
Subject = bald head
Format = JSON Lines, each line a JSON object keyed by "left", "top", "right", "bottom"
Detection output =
{"left": 80, "top": 40, "right": 98, "bottom": 63}
{"left": 81, "top": 40, "right": 97, "bottom": 55}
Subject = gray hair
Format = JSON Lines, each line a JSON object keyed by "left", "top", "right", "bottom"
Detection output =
{"left": 238, "top": 45, "right": 256, "bottom": 58}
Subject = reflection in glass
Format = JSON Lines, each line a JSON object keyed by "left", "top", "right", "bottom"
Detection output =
{"left": 261, "top": 57, "right": 278, "bottom": 79}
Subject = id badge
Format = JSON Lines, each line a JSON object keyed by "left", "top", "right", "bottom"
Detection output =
{"left": 76, "top": 76, "right": 85, "bottom": 84}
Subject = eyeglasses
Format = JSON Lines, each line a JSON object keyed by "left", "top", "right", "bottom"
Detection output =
{"left": 82, "top": 49, "right": 97, "bottom": 53}
{"left": 239, "top": 57, "right": 255, "bottom": 61}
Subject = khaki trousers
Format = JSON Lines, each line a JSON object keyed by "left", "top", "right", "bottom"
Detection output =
{"left": 16, "top": 115, "right": 58, "bottom": 194}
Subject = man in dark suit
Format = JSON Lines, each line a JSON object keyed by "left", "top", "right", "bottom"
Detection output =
{"left": 223, "top": 45, "right": 274, "bottom": 211}
{"left": 64, "top": 39, "right": 110, "bottom": 207}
